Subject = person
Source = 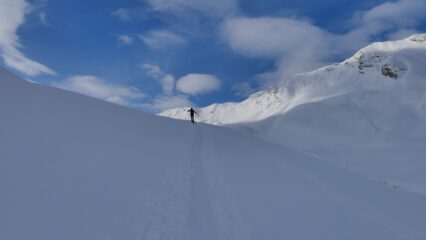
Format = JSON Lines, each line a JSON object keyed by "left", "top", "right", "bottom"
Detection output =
{"left": 187, "top": 107, "right": 197, "bottom": 124}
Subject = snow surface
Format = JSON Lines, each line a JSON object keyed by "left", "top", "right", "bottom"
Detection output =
{"left": 2, "top": 67, "right": 426, "bottom": 239}
{"left": 161, "top": 34, "right": 426, "bottom": 196}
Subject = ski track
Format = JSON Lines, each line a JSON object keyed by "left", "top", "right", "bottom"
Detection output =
{"left": 131, "top": 141, "right": 192, "bottom": 240}
{"left": 131, "top": 125, "right": 249, "bottom": 240}
{"left": 197, "top": 127, "right": 251, "bottom": 240}
{"left": 188, "top": 125, "right": 217, "bottom": 240}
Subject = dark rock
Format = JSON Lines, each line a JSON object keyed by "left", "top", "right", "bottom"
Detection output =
{"left": 381, "top": 64, "right": 398, "bottom": 79}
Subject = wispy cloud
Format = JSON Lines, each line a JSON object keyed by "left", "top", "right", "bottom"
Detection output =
{"left": 357, "top": 0, "right": 426, "bottom": 26}
{"left": 140, "top": 63, "right": 175, "bottom": 95}
{"left": 39, "top": 12, "right": 48, "bottom": 25}
{"left": 386, "top": 29, "right": 419, "bottom": 40}
{"left": 140, "top": 63, "right": 189, "bottom": 111}
{"left": 222, "top": 17, "right": 332, "bottom": 80}
{"left": 111, "top": 6, "right": 152, "bottom": 22}
{"left": 341, "top": 0, "right": 426, "bottom": 51}
{"left": 232, "top": 82, "right": 256, "bottom": 97}
{"left": 139, "top": 30, "right": 185, "bottom": 49}
{"left": 53, "top": 75, "right": 145, "bottom": 106}
{"left": 149, "top": 95, "right": 193, "bottom": 111}
{"left": 0, "top": 0, "right": 55, "bottom": 76}
{"left": 117, "top": 35, "right": 134, "bottom": 45}
{"left": 111, "top": 8, "right": 131, "bottom": 21}
{"left": 147, "top": 0, "right": 238, "bottom": 18}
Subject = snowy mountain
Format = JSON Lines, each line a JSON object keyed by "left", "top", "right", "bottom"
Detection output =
{"left": 161, "top": 34, "right": 426, "bottom": 124}
{"left": 161, "top": 34, "right": 426, "bottom": 195}
{"left": 2, "top": 67, "right": 426, "bottom": 239}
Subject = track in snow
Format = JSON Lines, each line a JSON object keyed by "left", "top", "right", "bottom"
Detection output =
{"left": 132, "top": 125, "right": 249, "bottom": 240}
{"left": 191, "top": 126, "right": 250, "bottom": 240}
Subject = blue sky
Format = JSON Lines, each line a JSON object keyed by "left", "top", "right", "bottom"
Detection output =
{"left": 1, "top": 0, "right": 426, "bottom": 112}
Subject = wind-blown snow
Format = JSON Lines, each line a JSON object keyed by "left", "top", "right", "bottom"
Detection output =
{"left": 2, "top": 67, "right": 426, "bottom": 239}
{"left": 161, "top": 34, "right": 426, "bottom": 195}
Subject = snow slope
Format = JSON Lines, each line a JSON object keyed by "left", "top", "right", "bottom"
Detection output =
{"left": 160, "top": 34, "right": 426, "bottom": 195}
{"left": 1, "top": 68, "right": 426, "bottom": 239}
{"left": 2, "top": 68, "right": 426, "bottom": 239}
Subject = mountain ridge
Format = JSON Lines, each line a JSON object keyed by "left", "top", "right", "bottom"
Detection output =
{"left": 160, "top": 34, "right": 426, "bottom": 125}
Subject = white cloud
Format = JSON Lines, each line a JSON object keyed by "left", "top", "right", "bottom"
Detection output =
{"left": 340, "top": 0, "right": 426, "bottom": 52}
{"left": 232, "top": 82, "right": 256, "bottom": 97}
{"left": 222, "top": 17, "right": 334, "bottom": 82}
{"left": 111, "top": 7, "right": 150, "bottom": 22}
{"left": 0, "top": 0, "right": 55, "bottom": 76}
{"left": 141, "top": 63, "right": 165, "bottom": 79}
{"left": 118, "top": 35, "right": 134, "bottom": 45}
{"left": 139, "top": 30, "right": 185, "bottom": 49}
{"left": 221, "top": 0, "right": 426, "bottom": 85}
{"left": 386, "top": 29, "right": 419, "bottom": 40}
{"left": 140, "top": 64, "right": 221, "bottom": 111}
{"left": 111, "top": 8, "right": 131, "bottom": 21}
{"left": 360, "top": 0, "right": 426, "bottom": 26}
{"left": 223, "top": 18, "right": 330, "bottom": 59}
{"left": 53, "top": 72, "right": 191, "bottom": 112}
{"left": 148, "top": 0, "right": 238, "bottom": 17}
{"left": 141, "top": 63, "right": 175, "bottom": 95}
{"left": 53, "top": 76, "right": 145, "bottom": 105}
{"left": 176, "top": 73, "right": 221, "bottom": 95}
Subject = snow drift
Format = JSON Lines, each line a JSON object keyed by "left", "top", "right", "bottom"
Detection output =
{"left": 161, "top": 34, "right": 426, "bottom": 195}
